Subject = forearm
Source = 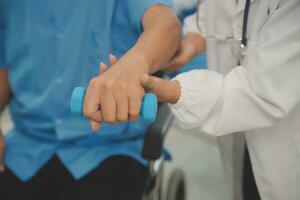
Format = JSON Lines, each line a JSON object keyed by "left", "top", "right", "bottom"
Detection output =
{"left": 128, "top": 5, "right": 181, "bottom": 74}
{"left": 0, "top": 69, "right": 11, "bottom": 114}
{"left": 170, "top": 67, "right": 291, "bottom": 136}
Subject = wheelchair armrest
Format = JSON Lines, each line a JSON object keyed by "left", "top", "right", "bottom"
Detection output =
{"left": 141, "top": 103, "right": 173, "bottom": 161}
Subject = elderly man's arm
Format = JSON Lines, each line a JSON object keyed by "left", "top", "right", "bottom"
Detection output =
{"left": 83, "top": 5, "right": 181, "bottom": 130}
{"left": 130, "top": 5, "right": 181, "bottom": 74}
{"left": 0, "top": 69, "right": 11, "bottom": 172}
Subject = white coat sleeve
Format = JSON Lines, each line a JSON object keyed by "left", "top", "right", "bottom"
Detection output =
{"left": 182, "top": 2, "right": 206, "bottom": 36}
{"left": 169, "top": 0, "right": 300, "bottom": 136}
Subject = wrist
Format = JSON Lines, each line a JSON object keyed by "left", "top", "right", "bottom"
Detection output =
{"left": 135, "top": 53, "right": 151, "bottom": 74}
{"left": 123, "top": 49, "right": 151, "bottom": 74}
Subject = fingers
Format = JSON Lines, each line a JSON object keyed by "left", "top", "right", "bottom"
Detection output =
{"left": 0, "top": 131, "right": 5, "bottom": 172}
{"left": 99, "top": 62, "right": 108, "bottom": 74}
{"left": 141, "top": 74, "right": 161, "bottom": 92}
{"left": 90, "top": 121, "right": 101, "bottom": 132}
{"left": 99, "top": 54, "right": 119, "bottom": 123}
{"left": 99, "top": 54, "right": 117, "bottom": 75}
{"left": 129, "top": 96, "right": 141, "bottom": 121}
{"left": 85, "top": 53, "right": 148, "bottom": 127}
{"left": 83, "top": 78, "right": 103, "bottom": 131}
{"left": 115, "top": 91, "right": 129, "bottom": 122}
{"left": 109, "top": 54, "right": 117, "bottom": 66}
{"left": 164, "top": 39, "right": 197, "bottom": 72}
{"left": 164, "top": 55, "right": 185, "bottom": 72}
{"left": 100, "top": 87, "right": 117, "bottom": 124}
{"left": 141, "top": 74, "right": 181, "bottom": 104}
{"left": 86, "top": 56, "right": 118, "bottom": 131}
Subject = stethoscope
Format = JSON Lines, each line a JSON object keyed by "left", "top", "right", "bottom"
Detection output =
{"left": 195, "top": 0, "right": 251, "bottom": 62}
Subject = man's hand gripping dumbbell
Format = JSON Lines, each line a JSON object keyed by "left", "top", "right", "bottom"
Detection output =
{"left": 71, "top": 55, "right": 158, "bottom": 131}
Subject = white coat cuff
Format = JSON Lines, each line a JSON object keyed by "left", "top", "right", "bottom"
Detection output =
{"left": 168, "top": 70, "right": 223, "bottom": 130}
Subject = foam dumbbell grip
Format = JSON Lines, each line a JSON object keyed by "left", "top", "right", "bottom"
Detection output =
{"left": 71, "top": 87, "right": 158, "bottom": 123}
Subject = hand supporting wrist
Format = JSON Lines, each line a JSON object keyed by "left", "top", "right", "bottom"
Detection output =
{"left": 185, "top": 33, "right": 206, "bottom": 56}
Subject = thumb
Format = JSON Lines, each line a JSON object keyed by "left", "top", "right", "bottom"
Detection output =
{"left": 141, "top": 74, "right": 181, "bottom": 104}
{"left": 0, "top": 131, "right": 5, "bottom": 172}
{"left": 141, "top": 74, "right": 160, "bottom": 92}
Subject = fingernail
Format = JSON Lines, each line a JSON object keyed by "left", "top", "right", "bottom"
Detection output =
{"left": 109, "top": 54, "right": 115, "bottom": 59}
{"left": 92, "top": 126, "right": 100, "bottom": 132}
{"left": 92, "top": 124, "right": 97, "bottom": 132}
{"left": 91, "top": 122, "right": 100, "bottom": 132}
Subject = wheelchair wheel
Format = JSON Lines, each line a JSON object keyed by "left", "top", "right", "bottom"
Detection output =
{"left": 166, "top": 169, "right": 186, "bottom": 200}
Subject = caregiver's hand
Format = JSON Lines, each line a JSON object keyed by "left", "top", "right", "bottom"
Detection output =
{"left": 164, "top": 33, "right": 206, "bottom": 72}
{"left": 0, "top": 129, "right": 4, "bottom": 172}
{"left": 83, "top": 53, "right": 148, "bottom": 131}
{"left": 141, "top": 74, "right": 181, "bottom": 104}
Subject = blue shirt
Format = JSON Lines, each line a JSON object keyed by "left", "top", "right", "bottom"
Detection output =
{"left": 0, "top": 0, "right": 172, "bottom": 182}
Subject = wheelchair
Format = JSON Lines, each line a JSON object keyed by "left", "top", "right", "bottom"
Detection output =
{"left": 141, "top": 103, "right": 186, "bottom": 200}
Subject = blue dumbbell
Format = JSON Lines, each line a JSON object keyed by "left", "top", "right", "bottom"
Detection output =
{"left": 71, "top": 87, "right": 158, "bottom": 123}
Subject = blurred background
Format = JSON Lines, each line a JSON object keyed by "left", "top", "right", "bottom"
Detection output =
{"left": 0, "top": 0, "right": 231, "bottom": 199}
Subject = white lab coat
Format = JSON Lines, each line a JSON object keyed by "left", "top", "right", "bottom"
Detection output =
{"left": 170, "top": 0, "right": 300, "bottom": 199}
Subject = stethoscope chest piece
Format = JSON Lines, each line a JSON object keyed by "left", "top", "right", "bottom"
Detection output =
{"left": 232, "top": 38, "right": 247, "bottom": 62}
